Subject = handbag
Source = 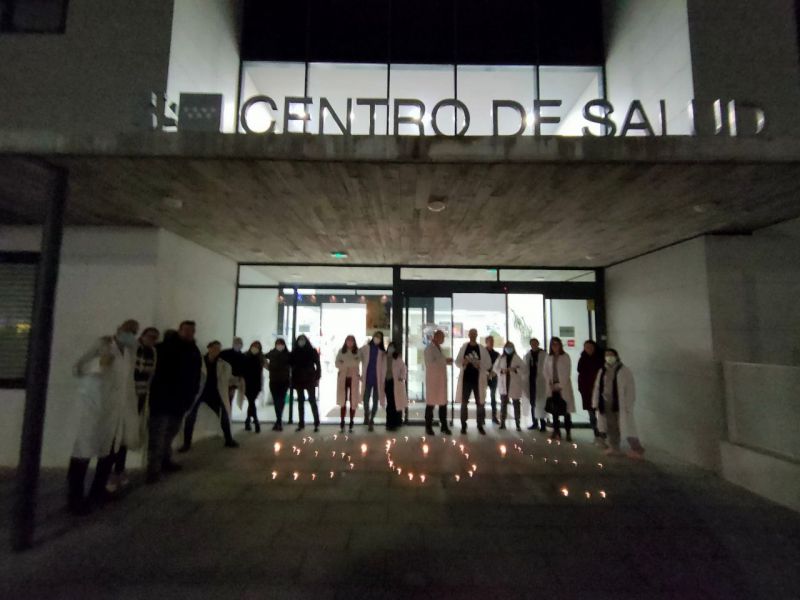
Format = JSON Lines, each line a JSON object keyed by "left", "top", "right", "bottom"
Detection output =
{"left": 545, "top": 391, "right": 567, "bottom": 416}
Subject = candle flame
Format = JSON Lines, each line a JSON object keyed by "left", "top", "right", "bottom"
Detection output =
{"left": 408, "top": 473, "right": 414, "bottom": 481}
{"left": 454, "top": 475, "right": 461, "bottom": 482}
{"left": 560, "top": 487, "right": 569, "bottom": 497}
{"left": 311, "top": 473, "right": 317, "bottom": 480}
{"left": 333, "top": 434, "right": 338, "bottom": 440}
{"left": 597, "top": 463, "right": 604, "bottom": 469}
{"left": 499, "top": 444, "right": 507, "bottom": 457}
{"left": 404, "top": 436, "right": 409, "bottom": 442}
{"left": 274, "top": 442, "right": 282, "bottom": 454}
{"left": 572, "top": 460, "right": 578, "bottom": 467}
{"left": 422, "top": 444, "right": 429, "bottom": 456}
{"left": 420, "top": 474, "right": 426, "bottom": 483}
{"left": 585, "top": 491, "right": 591, "bottom": 499}
{"left": 360, "top": 443, "right": 368, "bottom": 455}
{"left": 330, "top": 471, "right": 335, "bottom": 479}
{"left": 459, "top": 444, "right": 465, "bottom": 452}
{"left": 271, "top": 471, "right": 277, "bottom": 480}
{"left": 471, "top": 464, "right": 477, "bottom": 472}
{"left": 464, "top": 453, "right": 469, "bottom": 460}
{"left": 292, "top": 472, "right": 299, "bottom": 481}
{"left": 599, "top": 490, "right": 607, "bottom": 498}
{"left": 468, "top": 470, "right": 474, "bottom": 478}
{"left": 349, "top": 463, "right": 354, "bottom": 470}
{"left": 314, "top": 450, "right": 319, "bottom": 457}
{"left": 397, "top": 468, "right": 402, "bottom": 475}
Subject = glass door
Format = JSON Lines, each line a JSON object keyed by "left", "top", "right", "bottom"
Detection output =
{"left": 404, "top": 296, "right": 453, "bottom": 423}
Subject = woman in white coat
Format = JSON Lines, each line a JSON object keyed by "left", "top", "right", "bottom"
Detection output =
{"left": 384, "top": 342, "right": 408, "bottom": 431}
{"left": 455, "top": 328, "right": 493, "bottom": 435}
{"left": 67, "top": 319, "right": 139, "bottom": 514}
{"left": 543, "top": 336, "right": 576, "bottom": 441}
{"left": 523, "top": 338, "right": 548, "bottom": 432}
{"left": 494, "top": 341, "right": 526, "bottom": 431}
{"left": 335, "top": 335, "right": 362, "bottom": 432}
{"left": 591, "top": 348, "right": 645, "bottom": 459}
{"left": 424, "top": 329, "right": 453, "bottom": 435}
{"left": 359, "top": 331, "right": 387, "bottom": 431}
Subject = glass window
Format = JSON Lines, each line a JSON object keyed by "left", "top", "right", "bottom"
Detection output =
{"left": 500, "top": 269, "right": 596, "bottom": 282}
{"left": 401, "top": 267, "right": 497, "bottom": 282}
{"left": 457, "top": 65, "right": 536, "bottom": 136}
{"left": 239, "top": 266, "right": 393, "bottom": 287}
{"left": 239, "top": 62, "right": 306, "bottom": 133}
{"left": 1, "top": 0, "right": 67, "bottom": 33}
{"left": 307, "top": 63, "right": 389, "bottom": 135}
{"left": 538, "top": 66, "right": 603, "bottom": 136}
{"left": 389, "top": 65, "right": 456, "bottom": 136}
{"left": 0, "top": 257, "right": 37, "bottom": 387}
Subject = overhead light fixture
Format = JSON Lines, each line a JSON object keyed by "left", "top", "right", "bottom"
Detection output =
{"left": 693, "top": 204, "right": 707, "bottom": 214}
{"left": 584, "top": 254, "right": 596, "bottom": 261}
{"left": 427, "top": 196, "right": 447, "bottom": 213}
{"left": 331, "top": 251, "right": 348, "bottom": 259}
{"left": 163, "top": 197, "right": 183, "bottom": 209}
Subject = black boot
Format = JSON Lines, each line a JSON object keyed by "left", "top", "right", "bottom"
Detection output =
{"left": 254, "top": 421, "right": 261, "bottom": 433}
{"left": 244, "top": 419, "right": 252, "bottom": 432}
{"left": 426, "top": 425, "right": 436, "bottom": 436}
{"left": 67, "top": 458, "right": 90, "bottom": 515}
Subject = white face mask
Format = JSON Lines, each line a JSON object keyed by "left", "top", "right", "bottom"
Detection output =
{"left": 117, "top": 331, "right": 136, "bottom": 347}
{"left": 297, "top": 339, "right": 307, "bottom": 348}
{"left": 275, "top": 344, "right": 286, "bottom": 352}
{"left": 605, "top": 355, "right": 618, "bottom": 366}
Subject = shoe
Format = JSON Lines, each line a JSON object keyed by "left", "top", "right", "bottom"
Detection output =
{"left": 499, "top": 423, "right": 506, "bottom": 430}
{"left": 426, "top": 426, "right": 435, "bottom": 436}
{"left": 349, "top": 423, "right": 354, "bottom": 433}
{"left": 255, "top": 422, "right": 261, "bottom": 434}
{"left": 296, "top": 425, "right": 305, "bottom": 432}
{"left": 314, "top": 425, "right": 319, "bottom": 433}
{"left": 460, "top": 425, "right": 467, "bottom": 435}
{"left": 276, "top": 423, "right": 283, "bottom": 431}
{"left": 539, "top": 423, "right": 547, "bottom": 432}
{"left": 565, "top": 433, "right": 572, "bottom": 442}
{"left": 516, "top": 424, "right": 522, "bottom": 432}
{"left": 550, "top": 432, "right": 561, "bottom": 440}
{"left": 594, "top": 438, "right": 608, "bottom": 448}
{"left": 492, "top": 417, "right": 500, "bottom": 425}
{"left": 528, "top": 424, "right": 538, "bottom": 430}
{"left": 162, "top": 461, "right": 182, "bottom": 473}
{"left": 368, "top": 422, "right": 374, "bottom": 432}
{"left": 244, "top": 421, "right": 252, "bottom": 432}
{"left": 477, "top": 426, "right": 486, "bottom": 435}
{"left": 225, "top": 440, "right": 240, "bottom": 448}
{"left": 272, "top": 423, "right": 280, "bottom": 431}
{"left": 441, "top": 427, "right": 453, "bottom": 435}
{"left": 340, "top": 423, "right": 345, "bottom": 432}
{"left": 177, "top": 444, "right": 191, "bottom": 454}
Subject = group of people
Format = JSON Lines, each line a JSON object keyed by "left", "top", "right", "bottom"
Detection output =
{"left": 423, "top": 328, "right": 644, "bottom": 458}
{"left": 66, "top": 318, "right": 643, "bottom": 515}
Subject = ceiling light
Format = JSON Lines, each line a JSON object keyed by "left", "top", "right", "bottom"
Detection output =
{"left": 427, "top": 196, "right": 447, "bottom": 213}
{"left": 584, "top": 254, "right": 596, "bottom": 261}
{"left": 693, "top": 204, "right": 707, "bottom": 213}
{"left": 331, "top": 251, "right": 348, "bottom": 259}
{"left": 163, "top": 197, "right": 183, "bottom": 209}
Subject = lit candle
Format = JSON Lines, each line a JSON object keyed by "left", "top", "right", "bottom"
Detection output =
{"left": 547, "top": 439, "right": 552, "bottom": 445}
{"left": 585, "top": 491, "right": 591, "bottom": 499}
{"left": 360, "top": 443, "right": 368, "bottom": 456}
{"left": 571, "top": 460, "right": 578, "bottom": 467}
{"left": 271, "top": 471, "right": 277, "bottom": 480}
{"left": 454, "top": 475, "right": 461, "bottom": 482}
{"left": 314, "top": 450, "right": 319, "bottom": 458}
{"left": 599, "top": 490, "right": 607, "bottom": 499}
{"left": 302, "top": 437, "right": 307, "bottom": 444}
{"left": 408, "top": 473, "right": 414, "bottom": 481}
{"left": 333, "top": 434, "right": 338, "bottom": 441}
{"left": 388, "top": 460, "right": 394, "bottom": 468}
{"left": 422, "top": 443, "right": 429, "bottom": 456}
{"left": 459, "top": 444, "right": 465, "bottom": 453}
{"left": 331, "top": 451, "right": 336, "bottom": 458}
{"left": 572, "top": 443, "right": 578, "bottom": 449}
{"left": 560, "top": 487, "right": 569, "bottom": 497}
{"left": 468, "top": 470, "right": 474, "bottom": 478}
{"left": 293, "top": 472, "right": 299, "bottom": 481}
{"left": 312, "top": 473, "right": 317, "bottom": 481}
{"left": 452, "top": 440, "right": 457, "bottom": 446}
{"left": 404, "top": 436, "right": 409, "bottom": 442}
{"left": 330, "top": 471, "right": 335, "bottom": 479}
{"left": 420, "top": 474, "right": 426, "bottom": 483}
{"left": 397, "top": 468, "right": 402, "bottom": 475}
{"left": 274, "top": 442, "right": 282, "bottom": 454}
{"left": 340, "top": 452, "right": 346, "bottom": 459}
{"left": 296, "top": 449, "right": 302, "bottom": 456}
{"left": 464, "top": 453, "right": 469, "bottom": 460}
{"left": 471, "top": 464, "right": 477, "bottom": 472}
{"left": 499, "top": 444, "right": 507, "bottom": 457}
{"left": 597, "top": 463, "right": 604, "bottom": 469}
{"left": 349, "top": 463, "right": 354, "bottom": 470}
{"left": 553, "top": 459, "right": 559, "bottom": 464}
{"left": 344, "top": 435, "right": 349, "bottom": 441}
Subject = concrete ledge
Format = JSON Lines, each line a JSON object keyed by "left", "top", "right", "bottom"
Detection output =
{"left": 720, "top": 441, "right": 800, "bottom": 512}
{"left": 1, "top": 129, "right": 800, "bottom": 163}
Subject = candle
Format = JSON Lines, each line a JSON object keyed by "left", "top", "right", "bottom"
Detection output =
{"left": 330, "top": 471, "right": 335, "bottom": 479}
{"left": 349, "top": 463, "right": 354, "bottom": 470}
{"left": 597, "top": 463, "right": 604, "bottom": 469}
{"left": 454, "top": 475, "right": 461, "bottom": 482}
{"left": 314, "top": 450, "right": 319, "bottom": 457}
{"left": 467, "top": 470, "right": 474, "bottom": 478}
{"left": 331, "top": 451, "right": 336, "bottom": 458}
{"left": 404, "top": 436, "right": 409, "bottom": 442}
{"left": 292, "top": 472, "right": 299, "bottom": 481}
{"left": 471, "top": 464, "right": 477, "bottom": 472}
{"left": 452, "top": 440, "right": 456, "bottom": 446}
{"left": 547, "top": 439, "right": 552, "bottom": 445}
{"left": 572, "top": 443, "right": 578, "bottom": 449}
{"left": 420, "top": 474, "right": 426, "bottom": 483}
{"left": 560, "top": 487, "right": 569, "bottom": 497}
{"left": 422, "top": 443, "right": 429, "bottom": 456}
{"left": 360, "top": 443, "right": 368, "bottom": 456}
{"left": 340, "top": 452, "right": 346, "bottom": 459}
{"left": 388, "top": 460, "right": 394, "bottom": 468}
{"left": 571, "top": 460, "right": 578, "bottom": 467}
{"left": 408, "top": 473, "right": 414, "bottom": 481}
{"left": 464, "top": 453, "right": 469, "bottom": 460}
{"left": 274, "top": 442, "right": 282, "bottom": 454}
{"left": 499, "top": 444, "right": 507, "bottom": 457}
{"left": 344, "top": 435, "right": 349, "bottom": 441}
{"left": 459, "top": 444, "right": 465, "bottom": 453}
{"left": 585, "top": 491, "right": 591, "bottom": 499}
{"left": 311, "top": 473, "right": 317, "bottom": 481}
{"left": 333, "top": 434, "right": 338, "bottom": 441}
{"left": 271, "top": 471, "right": 277, "bottom": 480}
{"left": 599, "top": 490, "right": 607, "bottom": 499}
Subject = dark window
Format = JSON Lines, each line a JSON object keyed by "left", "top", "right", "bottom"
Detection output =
{"left": 389, "top": 0, "right": 456, "bottom": 64}
{"left": 0, "top": 253, "right": 38, "bottom": 388}
{"left": 309, "top": 0, "right": 390, "bottom": 63}
{"left": 0, "top": 0, "right": 68, "bottom": 34}
{"left": 241, "top": 1, "right": 308, "bottom": 62}
{"left": 537, "top": 0, "right": 604, "bottom": 65}
{"left": 456, "top": 0, "right": 536, "bottom": 65}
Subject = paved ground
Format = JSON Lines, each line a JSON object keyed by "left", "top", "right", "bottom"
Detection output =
{"left": 1, "top": 425, "right": 799, "bottom": 599}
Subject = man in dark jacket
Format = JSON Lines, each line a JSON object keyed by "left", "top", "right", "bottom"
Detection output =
{"left": 146, "top": 320, "right": 202, "bottom": 483}
{"left": 577, "top": 340, "right": 605, "bottom": 439}
{"left": 219, "top": 337, "right": 245, "bottom": 413}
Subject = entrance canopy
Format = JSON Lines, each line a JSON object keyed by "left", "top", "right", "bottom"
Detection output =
{"left": 2, "top": 134, "right": 800, "bottom": 266}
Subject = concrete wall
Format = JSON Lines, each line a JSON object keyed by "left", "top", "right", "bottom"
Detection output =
{"left": 603, "top": 0, "right": 695, "bottom": 134}
{"left": 605, "top": 238, "right": 724, "bottom": 469}
{"left": 687, "top": 0, "right": 800, "bottom": 136}
{"left": 166, "top": 0, "right": 242, "bottom": 133}
{"left": 0, "top": 0, "right": 174, "bottom": 135}
{"left": 0, "top": 226, "right": 237, "bottom": 467}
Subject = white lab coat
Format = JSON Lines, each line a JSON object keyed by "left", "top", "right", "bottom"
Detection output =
{"left": 424, "top": 343, "right": 448, "bottom": 406}
{"left": 543, "top": 352, "right": 576, "bottom": 414}
{"left": 72, "top": 336, "right": 138, "bottom": 459}
{"left": 455, "top": 342, "right": 493, "bottom": 405}
{"left": 591, "top": 364, "right": 638, "bottom": 438}
{"left": 198, "top": 357, "right": 235, "bottom": 418}
{"left": 523, "top": 348, "right": 548, "bottom": 420}
{"left": 389, "top": 356, "right": 409, "bottom": 411}
{"left": 493, "top": 352, "right": 526, "bottom": 399}
{"left": 359, "top": 343, "right": 387, "bottom": 405}
{"left": 335, "top": 350, "right": 362, "bottom": 407}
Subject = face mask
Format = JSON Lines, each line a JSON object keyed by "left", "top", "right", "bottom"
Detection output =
{"left": 117, "top": 331, "right": 136, "bottom": 347}
{"left": 373, "top": 336, "right": 382, "bottom": 345}
{"left": 504, "top": 347, "right": 514, "bottom": 355}
{"left": 605, "top": 355, "right": 617, "bottom": 366}
{"left": 297, "top": 339, "right": 307, "bottom": 348}
{"left": 275, "top": 344, "right": 286, "bottom": 352}
{"left": 250, "top": 347, "right": 259, "bottom": 355}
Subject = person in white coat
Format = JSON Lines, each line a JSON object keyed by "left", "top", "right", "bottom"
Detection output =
{"left": 494, "top": 341, "right": 526, "bottom": 431}
{"left": 455, "top": 328, "right": 493, "bottom": 435}
{"left": 424, "top": 329, "right": 453, "bottom": 435}
{"left": 591, "top": 348, "right": 645, "bottom": 459}
{"left": 523, "top": 338, "right": 547, "bottom": 432}
{"left": 336, "top": 335, "right": 362, "bottom": 432}
{"left": 359, "top": 331, "right": 387, "bottom": 431}
{"left": 543, "top": 337, "right": 576, "bottom": 441}
{"left": 180, "top": 341, "right": 239, "bottom": 450}
{"left": 67, "top": 319, "right": 139, "bottom": 515}
{"left": 385, "top": 342, "right": 408, "bottom": 431}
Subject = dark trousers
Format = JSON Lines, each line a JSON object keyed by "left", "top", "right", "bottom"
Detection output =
{"left": 385, "top": 379, "right": 402, "bottom": 429}
{"left": 425, "top": 405, "right": 448, "bottom": 429}
{"left": 245, "top": 391, "right": 260, "bottom": 427}
{"left": 183, "top": 393, "right": 234, "bottom": 447}
{"left": 488, "top": 377, "right": 498, "bottom": 418}
{"left": 552, "top": 412, "right": 572, "bottom": 436}
{"left": 460, "top": 378, "right": 485, "bottom": 426}
{"left": 363, "top": 383, "right": 379, "bottom": 424}
{"left": 340, "top": 377, "right": 356, "bottom": 425}
{"left": 67, "top": 448, "right": 115, "bottom": 508}
{"left": 296, "top": 386, "right": 320, "bottom": 427}
{"left": 147, "top": 413, "right": 183, "bottom": 477}
{"left": 500, "top": 395, "right": 521, "bottom": 427}
{"left": 270, "top": 381, "right": 288, "bottom": 424}
{"left": 588, "top": 408, "right": 600, "bottom": 436}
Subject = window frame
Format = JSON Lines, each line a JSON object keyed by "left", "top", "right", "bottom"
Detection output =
{"left": 0, "top": 251, "right": 39, "bottom": 389}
